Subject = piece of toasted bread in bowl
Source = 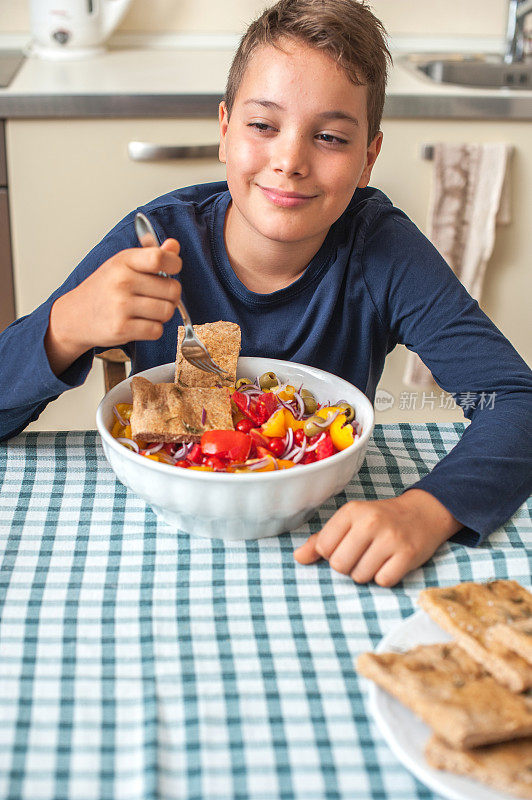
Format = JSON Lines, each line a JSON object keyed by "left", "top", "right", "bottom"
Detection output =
{"left": 96, "top": 357, "right": 375, "bottom": 540}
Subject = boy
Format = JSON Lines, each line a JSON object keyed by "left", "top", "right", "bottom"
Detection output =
{"left": 0, "top": 0, "right": 530, "bottom": 587}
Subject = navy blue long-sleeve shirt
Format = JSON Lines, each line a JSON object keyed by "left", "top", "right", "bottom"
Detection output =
{"left": 1, "top": 182, "right": 531, "bottom": 544}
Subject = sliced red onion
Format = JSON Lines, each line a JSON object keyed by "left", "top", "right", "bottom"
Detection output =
{"left": 116, "top": 437, "right": 139, "bottom": 453}
{"left": 311, "top": 409, "right": 342, "bottom": 428}
{"left": 173, "top": 442, "right": 192, "bottom": 460}
{"left": 285, "top": 435, "right": 308, "bottom": 463}
{"left": 306, "top": 432, "right": 326, "bottom": 452}
{"left": 238, "top": 383, "right": 262, "bottom": 394}
{"left": 277, "top": 397, "right": 296, "bottom": 414}
{"left": 241, "top": 457, "right": 272, "bottom": 471}
{"left": 201, "top": 407, "right": 207, "bottom": 425}
{"left": 144, "top": 442, "right": 164, "bottom": 455}
{"left": 113, "top": 405, "right": 128, "bottom": 427}
{"left": 291, "top": 438, "right": 307, "bottom": 464}
{"left": 292, "top": 391, "right": 305, "bottom": 420}
{"left": 280, "top": 427, "right": 294, "bottom": 459}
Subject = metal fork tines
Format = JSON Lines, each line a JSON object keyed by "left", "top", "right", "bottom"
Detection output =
{"left": 134, "top": 212, "right": 230, "bottom": 379}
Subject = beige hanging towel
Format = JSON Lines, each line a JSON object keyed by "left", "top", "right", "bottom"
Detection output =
{"left": 403, "top": 142, "right": 513, "bottom": 387}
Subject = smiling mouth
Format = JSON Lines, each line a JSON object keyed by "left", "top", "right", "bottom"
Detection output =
{"left": 259, "top": 186, "right": 317, "bottom": 207}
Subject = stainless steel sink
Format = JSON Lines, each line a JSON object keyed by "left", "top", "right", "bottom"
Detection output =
{"left": 404, "top": 54, "right": 532, "bottom": 90}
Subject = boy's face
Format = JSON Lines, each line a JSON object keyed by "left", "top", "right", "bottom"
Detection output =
{"left": 219, "top": 39, "right": 382, "bottom": 253}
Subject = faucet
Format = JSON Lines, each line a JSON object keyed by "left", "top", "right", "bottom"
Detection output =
{"left": 504, "top": 0, "right": 532, "bottom": 63}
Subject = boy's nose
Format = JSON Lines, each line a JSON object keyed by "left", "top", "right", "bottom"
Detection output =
{"left": 271, "top": 134, "right": 310, "bottom": 178}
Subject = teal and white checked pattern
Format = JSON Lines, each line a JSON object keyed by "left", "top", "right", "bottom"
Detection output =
{"left": 1, "top": 424, "right": 531, "bottom": 800}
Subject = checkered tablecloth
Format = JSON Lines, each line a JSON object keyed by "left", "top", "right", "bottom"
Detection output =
{"left": 1, "top": 424, "right": 531, "bottom": 800}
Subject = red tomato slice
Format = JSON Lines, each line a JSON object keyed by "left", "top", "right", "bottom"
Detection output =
{"left": 200, "top": 430, "right": 252, "bottom": 462}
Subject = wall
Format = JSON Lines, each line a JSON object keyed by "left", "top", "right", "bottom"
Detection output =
{"left": 0, "top": 0, "right": 509, "bottom": 39}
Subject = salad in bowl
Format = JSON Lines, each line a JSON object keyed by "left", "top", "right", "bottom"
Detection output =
{"left": 111, "top": 368, "right": 363, "bottom": 474}
{"left": 96, "top": 357, "right": 374, "bottom": 540}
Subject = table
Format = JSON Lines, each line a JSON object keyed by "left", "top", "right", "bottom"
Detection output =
{"left": 1, "top": 424, "right": 531, "bottom": 800}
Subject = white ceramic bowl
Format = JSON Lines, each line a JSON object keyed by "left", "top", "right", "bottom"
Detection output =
{"left": 96, "top": 357, "right": 375, "bottom": 540}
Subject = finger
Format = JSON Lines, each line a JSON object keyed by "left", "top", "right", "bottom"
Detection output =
{"left": 349, "top": 540, "right": 393, "bottom": 584}
{"left": 131, "top": 272, "right": 182, "bottom": 305}
{"left": 160, "top": 238, "right": 181, "bottom": 256}
{"left": 126, "top": 319, "right": 165, "bottom": 342}
{"left": 123, "top": 246, "right": 182, "bottom": 276}
{"left": 293, "top": 533, "right": 322, "bottom": 564}
{"left": 314, "top": 502, "right": 362, "bottom": 559}
{"left": 327, "top": 528, "right": 373, "bottom": 575}
{"left": 373, "top": 552, "right": 413, "bottom": 588}
{"left": 128, "top": 296, "right": 177, "bottom": 324}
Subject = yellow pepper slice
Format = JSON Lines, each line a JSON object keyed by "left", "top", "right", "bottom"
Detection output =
{"left": 284, "top": 408, "right": 305, "bottom": 431}
{"left": 261, "top": 408, "right": 287, "bottom": 437}
{"left": 233, "top": 457, "right": 294, "bottom": 473}
{"left": 189, "top": 465, "right": 214, "bottom": 471}
{"left": 116, "top": 402, "right": 132, "bottom": 420}
{"left": 329, "top": 413, "right": 355, "bottom": 450}
{"left": 111, "top": 420, "right": 125, "bottom": 438}
{"left": 315, "top": 406, "right": 355, "bottom": 451}
{"left": 277, "top": 385, "right": 295, "bottom": 401}
{"left": 143, "top": 453, "right": 166, "bottom": 462}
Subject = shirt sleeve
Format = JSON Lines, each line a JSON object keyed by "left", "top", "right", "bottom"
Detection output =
{"left": 0, "top": 215, "right": 137, "bottom": 442}
{"left": 362, "top": 210, "right": 532, "bottom": 545}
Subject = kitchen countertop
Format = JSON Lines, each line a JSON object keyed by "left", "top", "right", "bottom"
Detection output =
{"left": 1, "top": 42, "right": 532, "bottom": 119}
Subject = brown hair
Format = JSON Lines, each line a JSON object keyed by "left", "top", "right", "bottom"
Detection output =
{"left": 224, "top": 0, "right": 392, "bottom": 144}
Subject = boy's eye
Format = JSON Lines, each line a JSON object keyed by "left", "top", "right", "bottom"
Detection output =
{"left": 316, "top": 133, "right": 348, "bottom": 145}
{"left": 248, "top": 122, "right": 274, "bottom": 132}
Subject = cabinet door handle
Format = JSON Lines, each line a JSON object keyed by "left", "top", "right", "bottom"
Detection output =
{"left": 128, "top": 142, "right": 220, "bottom": 161}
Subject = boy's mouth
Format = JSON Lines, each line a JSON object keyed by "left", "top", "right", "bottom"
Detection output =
{"left": 258, "top": 186, "right": 317, "bottom": 208}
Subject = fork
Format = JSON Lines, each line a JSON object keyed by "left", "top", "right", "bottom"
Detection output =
{"left": 134, "top": 212, "right": 230, "bottom": 379}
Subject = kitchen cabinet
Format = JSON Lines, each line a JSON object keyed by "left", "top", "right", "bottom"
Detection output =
{"left": 6, "top": 117, "right": 226, "bottom": 432}
{"left": 371, "top": 118, "right": 532, "bottom": 423}
{"left": 6, "top": 116, "right": 531, "bottom": 431}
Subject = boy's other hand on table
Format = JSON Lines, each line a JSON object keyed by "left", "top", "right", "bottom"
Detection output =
{"left": 294, "top": 489, "right": 462, "bottom": 587}
{"left": 45, "top": 239, "right": 182, "bottom": 376}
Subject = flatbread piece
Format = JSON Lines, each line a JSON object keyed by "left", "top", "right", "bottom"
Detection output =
{"left": 130, "top": 376, "right": 233, "bottom": 443}
{"left": 175, "top": 320, "right": 240, "bottom": 388}
{"left": 426, "top": 734, "right": 532, "bottom": 799}
{"left": 356, "top": 642, "right": 532, "bottom": 749}
{"left": 418, "top": 580, "right": 532, "bottom": 692}
{"left": 487, "top": 618, "right": 532, "bottom": 665}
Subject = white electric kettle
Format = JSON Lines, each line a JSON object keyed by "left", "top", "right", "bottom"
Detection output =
{"left": 29, "top": 0, "right": 133, "bottom": 60}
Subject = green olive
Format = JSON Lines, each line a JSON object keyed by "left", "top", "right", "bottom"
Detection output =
{"left": 236, "top": 377, "right": 253, "bottom": 390}
{"left": 259, "top": 371, "right": 280, "bottom": 390}
{"left": 337, "top": 402, "right": 355, "bottom": 423}
{"left": 303, "top": 414, "right": 326, "bottom": 437}
{"left": 300, "top": 388, "right": 317, "bottom": 415}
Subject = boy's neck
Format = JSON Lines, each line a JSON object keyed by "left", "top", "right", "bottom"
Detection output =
{"left": 223, "top": 201, "right": 328, "bottom": 294}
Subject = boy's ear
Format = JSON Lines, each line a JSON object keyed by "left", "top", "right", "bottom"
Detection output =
{"left": 357, "top": 131, "right": 383, "bottom": 188}
{"left": 219, "top": 101, "right": 229, "bottom": 164}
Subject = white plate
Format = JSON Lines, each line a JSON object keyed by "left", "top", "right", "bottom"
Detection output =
{"left": 367, "top": 609, "right": 517, "bottom": 800}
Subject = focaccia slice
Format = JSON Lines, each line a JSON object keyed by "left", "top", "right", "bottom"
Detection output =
{"left": 418, "top": 580, "right": 532, "bottom": 692}
{"left": 175, "top": 321, "right": 240, "bottom": 388}
{"left": 425, "top": 735, "right": 532, "bottom": 799}
{"left": 356, "top": 642, "right": 532, "bottom": 749}
{"left": 487, "top": 618, "right": 532, "bottom": 665}
{"left": 130, "top": 376, "right": 233, "bottom": 443}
